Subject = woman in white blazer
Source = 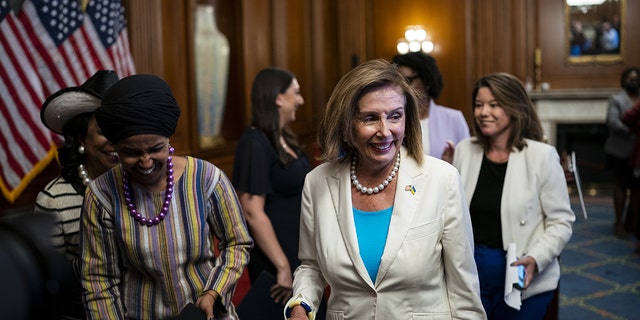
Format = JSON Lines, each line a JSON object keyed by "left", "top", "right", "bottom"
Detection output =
{"left": 449, "top": 73, "right": 575, "bottom": 320}
{"left": 285, "top": 59, "right": 486, "bottom": 320}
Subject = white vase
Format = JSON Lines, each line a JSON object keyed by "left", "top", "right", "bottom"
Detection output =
{"left": 195, "top": 4, "right": 230, "bottom": 149}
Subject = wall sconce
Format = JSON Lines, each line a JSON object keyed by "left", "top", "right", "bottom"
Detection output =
{"left": 396, "top": 25, "right": 434, "bottom": 54}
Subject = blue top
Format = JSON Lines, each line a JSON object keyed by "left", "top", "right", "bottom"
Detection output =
{"left": 353, "top": 206, "right": 393, "bottom": 282}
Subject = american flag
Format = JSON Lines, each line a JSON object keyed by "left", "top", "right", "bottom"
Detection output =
{"left": 0, "top": 0, "right": 135, "bottom": 203}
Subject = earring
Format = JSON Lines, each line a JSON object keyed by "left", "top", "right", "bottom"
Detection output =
{"left": 78, "top": 145, "right": 85, "bottom": 154}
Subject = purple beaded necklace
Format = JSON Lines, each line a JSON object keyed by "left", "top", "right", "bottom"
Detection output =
{"left": 122, "top": 146, "right": 175, "bottom": 226}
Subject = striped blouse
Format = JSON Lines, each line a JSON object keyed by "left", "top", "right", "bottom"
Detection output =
{"left": 35, "top": 175, "right": 86, "bottom": 319}
{"left": 80, "top": 157, "right": 253, "bottom": 319}
{"left": 35, "top": 175, "right": 84, "bottom": 267}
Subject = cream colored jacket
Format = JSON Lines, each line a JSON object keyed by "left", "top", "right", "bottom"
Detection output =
{"left": 453, "top": 138, "right": 575, "bottom": 299}
{"left": 289, "top": 147, "right": 486, "bottom": 320}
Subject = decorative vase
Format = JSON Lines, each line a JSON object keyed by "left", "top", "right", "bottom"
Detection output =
{"left": 195, "top": 4, "right": 230, "bottom": 149}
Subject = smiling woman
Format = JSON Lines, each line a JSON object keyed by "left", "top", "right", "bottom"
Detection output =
{"left": 452, "top": 73, "right": 575, "bottom": 319}
{"left": 285, "top": 59, "right": 486, "bottom": 320}
{"left": 34, "top": 70, "right": 120, "bottom": 320}
{"left": 231, "top": 67, "right": 313, "bottom": 319}
{"left": 81, "top": 74, "right": 253, "bottom": 320}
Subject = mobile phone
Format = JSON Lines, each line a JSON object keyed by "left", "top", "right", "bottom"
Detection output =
{"left": 514, "top": 265, "right": 526, "bottom": 290}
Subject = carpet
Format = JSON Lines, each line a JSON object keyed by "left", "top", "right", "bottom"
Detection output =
{"left": 559, "top": 195, "right": 640, "bottom": 320}
{"left": 231, "top": 194, "right": 640, "bottom": 319}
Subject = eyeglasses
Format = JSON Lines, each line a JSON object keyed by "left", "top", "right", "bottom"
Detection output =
{"left": 404, "top": 75, "right": 421, "bottom": 83}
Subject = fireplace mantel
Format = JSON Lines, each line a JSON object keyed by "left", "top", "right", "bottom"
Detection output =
{"left": 529, "top": 88, "right": 619, "bottom": 101}
{"left": 529, "top": 88, "right": 618, "bottom": 146}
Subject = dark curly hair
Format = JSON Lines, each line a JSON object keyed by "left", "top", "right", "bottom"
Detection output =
{"left": 391, "top": 51, "right": 444, "bottom": 100}
{"left": 58, "top": 113, "right": 92, "bottom": 194}
{"left": 620, "top": 66, "right": 640, "bottom": 87}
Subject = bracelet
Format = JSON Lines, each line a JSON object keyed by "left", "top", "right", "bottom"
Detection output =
{"left": 285, "top": 298, "right": 314, "bottom": 319}
{"left": 201, "top": 290, "right": 217, "bottom": 301}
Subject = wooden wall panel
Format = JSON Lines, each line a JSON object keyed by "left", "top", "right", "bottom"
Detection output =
{"left": 240, "top": 0, "right": 273, "bottom": 131}
{"left": 277, "top": 0, "right": 316, "bottom": 142}
{"left": 161, "top": 1, "right": 191, "bottom": 154}
{"left": 369, "top": 0, "right": 471, "bottom": 122}
{"left": 237, "top": 0, "right": 330, "bottom": 163}
{"left": 538, "top": 0, "right": 640, "bottom": 89}
{"left": 469, "top": 0, "right": 532, "bottom": 79}
{"left": 309, "top": 0, "right": 340, "bottom": 129}
{"left": 336, "top": 0, "right": 369, "bottom": 74}
{"left": 6, "top": 0, "right": 640, "bottom": 213}
{"left": 123, "top": 0, "right": 164, "bottom": 75}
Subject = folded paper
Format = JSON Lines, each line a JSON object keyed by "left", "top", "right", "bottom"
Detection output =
{"left": 504, "top": 242, "right": 522, "bottom": 310}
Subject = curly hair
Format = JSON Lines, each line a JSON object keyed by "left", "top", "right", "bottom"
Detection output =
{"left": 620, "top": 66, "right": 640, "bottom": 88}
{"left": 391, "top": 51, "right": 444, "bottom": 100}
{"left": 58, "top": 113, "right": 92, "bottom": 194}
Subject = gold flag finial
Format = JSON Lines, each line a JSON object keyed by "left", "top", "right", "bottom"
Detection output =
{"left": 79, "top": 0, "right": 89, "bottom": 12}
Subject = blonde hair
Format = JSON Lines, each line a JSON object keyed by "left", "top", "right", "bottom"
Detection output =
{"left": 317, "top": 59, "right": 423, "bottom": 164}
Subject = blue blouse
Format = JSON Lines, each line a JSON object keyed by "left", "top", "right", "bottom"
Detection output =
{"left": 353, "top": 206, "right": 393, "bottom": 282}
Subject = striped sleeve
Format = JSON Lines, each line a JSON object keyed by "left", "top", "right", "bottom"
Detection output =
{"left": 34, "top": 176, "right": 84, "bottom": 262}
{"left": 80, "top": 176, "right": 126, "bottom": 320}
{"left": 205, "top": 168, "right": 253, "bottom": 308}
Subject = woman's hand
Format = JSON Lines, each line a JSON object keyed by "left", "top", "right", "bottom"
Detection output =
{"left": 441, "top": 140, "right": 455, "bottom": 164}
{"left": 195, "top": 290, "right": 218, "bottom": 320}
{"left": 239, "top": 192, "right": 294, "bottom": 304}
{"left": 511, "top": 256, "right": 538, "bottom": 289}
{"left": 288, "top": 305, "right": 310, "bottom": 320}
{"left": 271, "top": 267, "right": 293, "bottom": 304}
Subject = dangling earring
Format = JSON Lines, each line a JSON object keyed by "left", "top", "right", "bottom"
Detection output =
{"left": 78, "top": 145, "right": 85, "bottom": 154}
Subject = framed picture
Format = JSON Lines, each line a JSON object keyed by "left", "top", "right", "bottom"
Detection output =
{"left": 565, "top": 0, "right": 625, "bottom": 65}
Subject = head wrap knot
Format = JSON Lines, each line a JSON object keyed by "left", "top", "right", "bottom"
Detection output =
{"left": 96, "top": 74, "right": 181, "bottom": 143}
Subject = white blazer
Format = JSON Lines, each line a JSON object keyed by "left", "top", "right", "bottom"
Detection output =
{"left": 453, "top": 138, "right": 575, "bottom": 299}
{"left": 289, "top": 147, "right": 486, "bottom": 320}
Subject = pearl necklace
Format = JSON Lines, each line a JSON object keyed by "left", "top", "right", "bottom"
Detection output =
{"left": 78, "top": 164, "right": 91, "bottom": 186}
{"left": 123, "top": 147, "right": 175, "bottom": 226}
{"left": 350, "top": 152, "right": 400, "bottom": 194}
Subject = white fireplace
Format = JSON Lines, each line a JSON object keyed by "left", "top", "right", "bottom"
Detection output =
{"left": 529, "top": 89, "right": 618, "bottom": 188}
{"left": 529, "top": 89, "right": 617, "bottom": 146}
